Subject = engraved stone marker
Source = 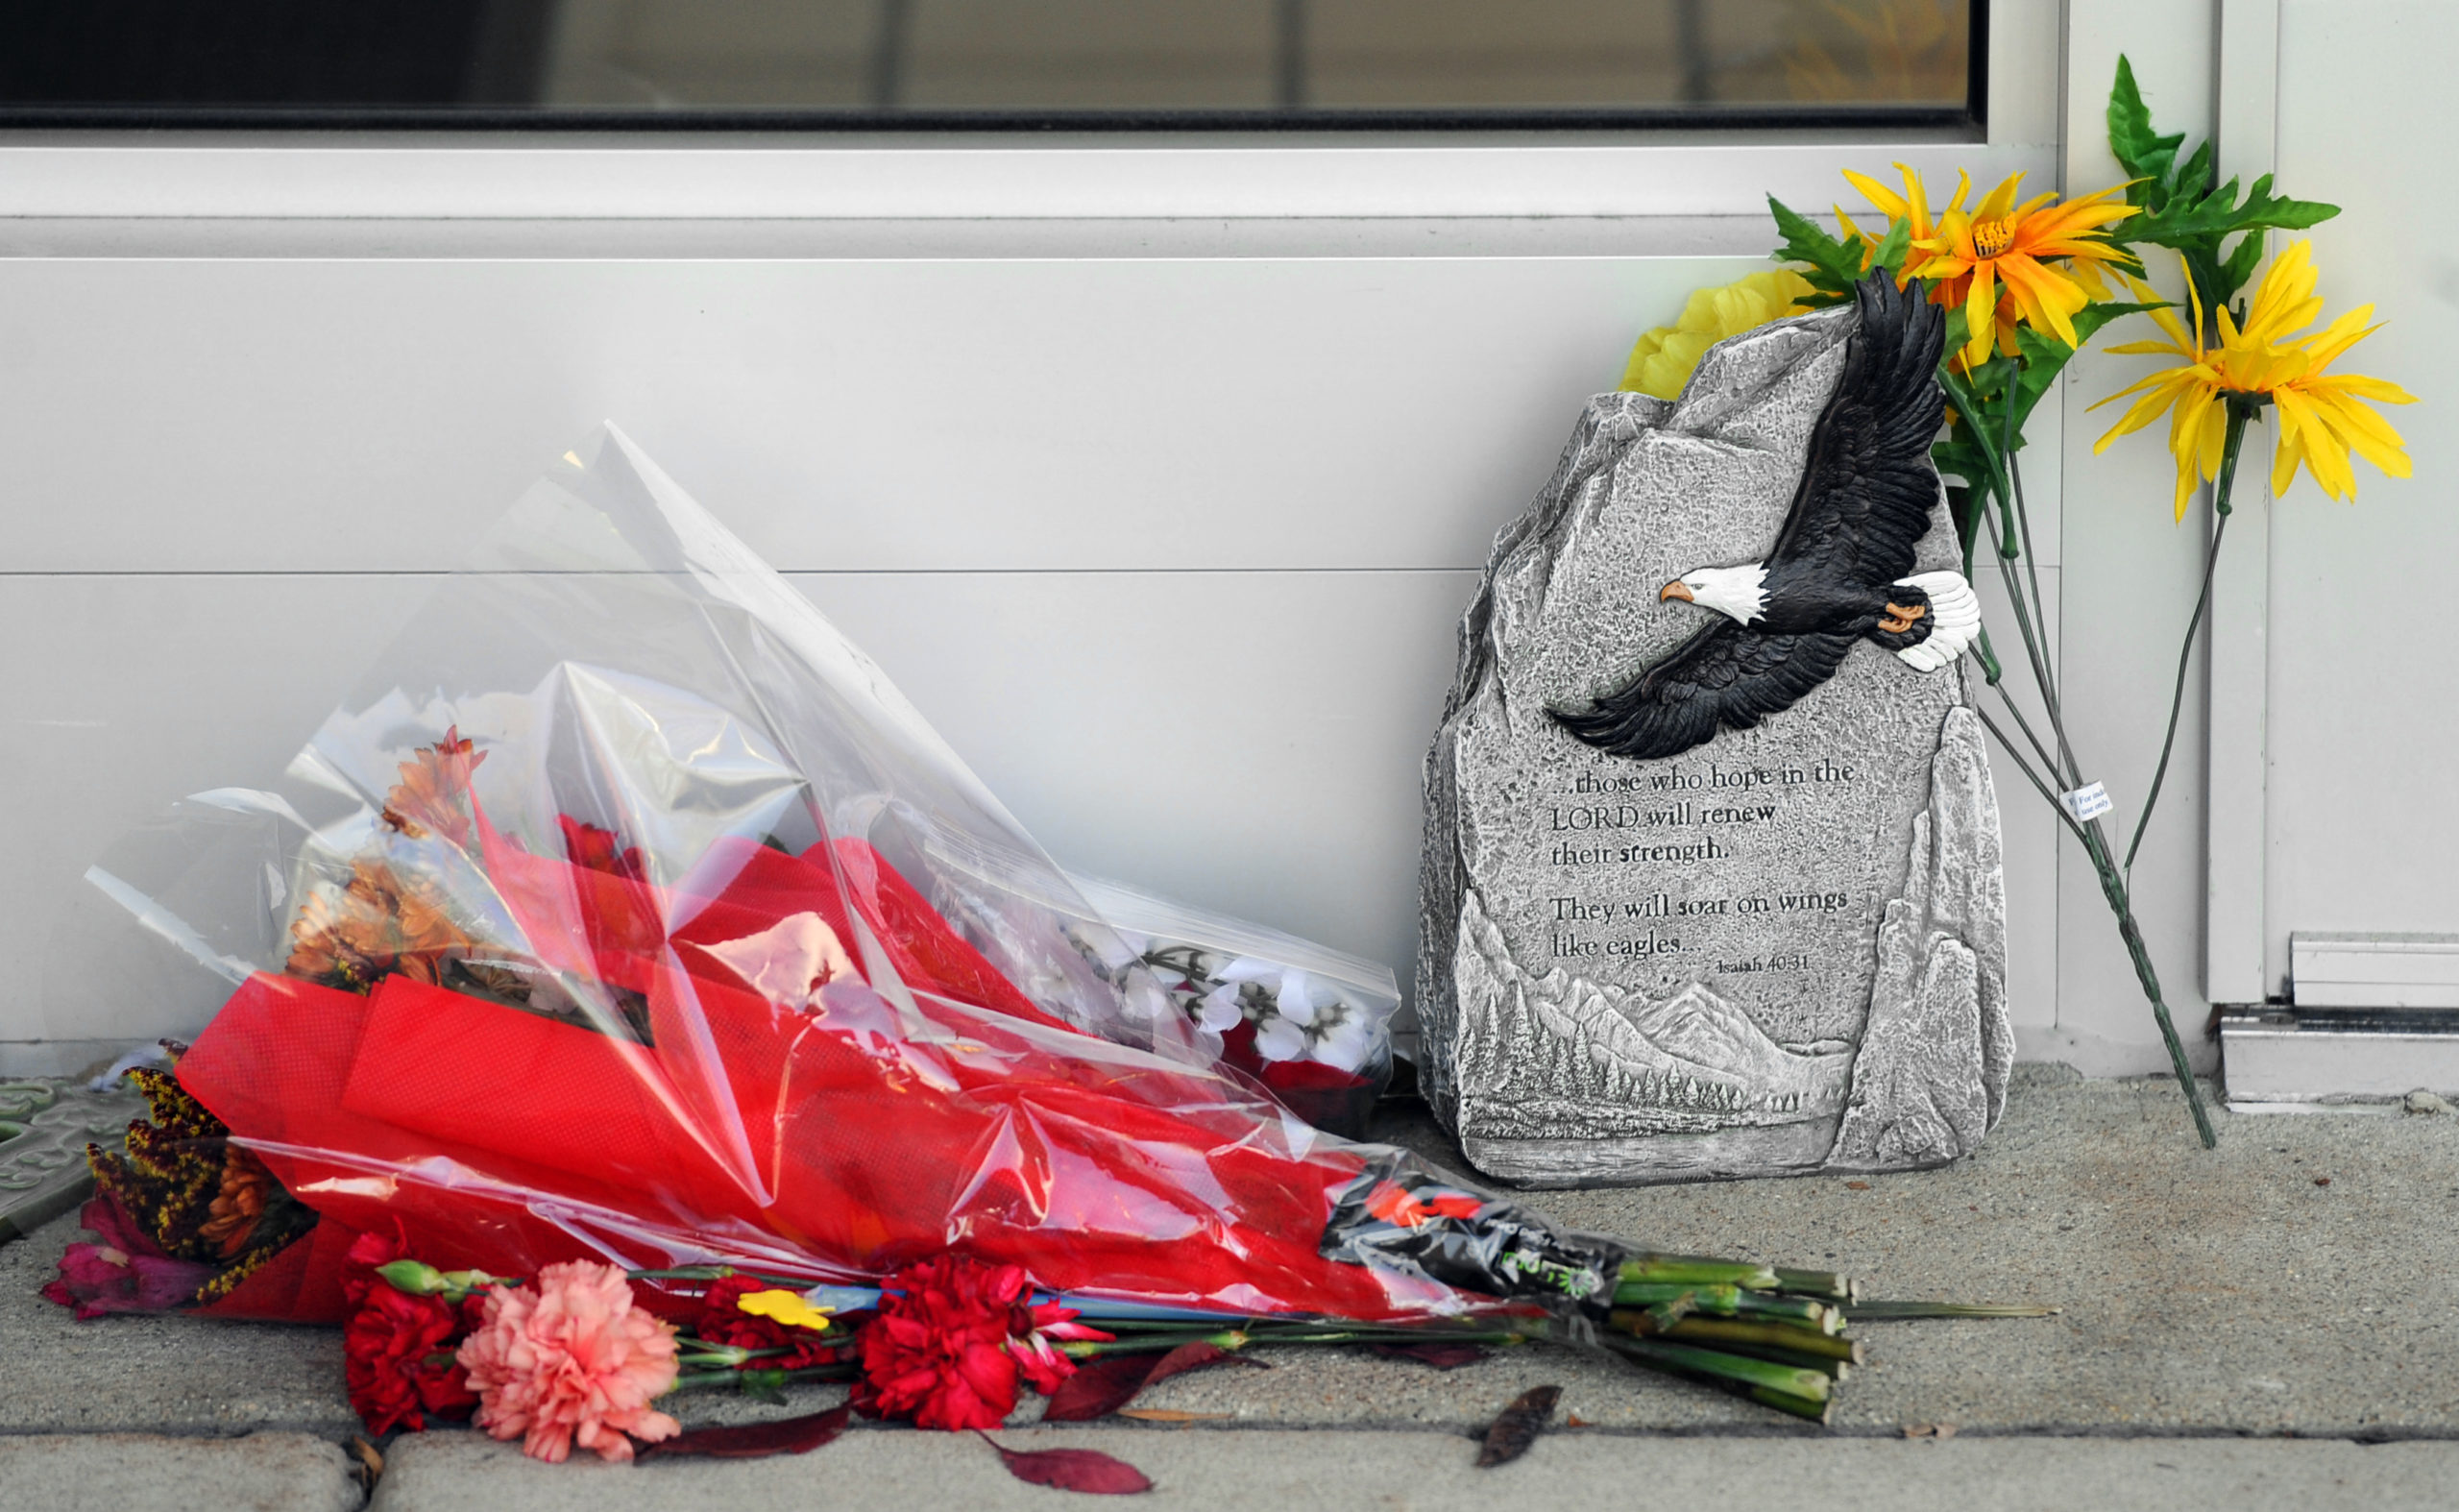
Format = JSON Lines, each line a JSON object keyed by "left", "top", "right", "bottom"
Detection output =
{"left": 1418, "top": 283, "right": 2009, "bottom": 1186}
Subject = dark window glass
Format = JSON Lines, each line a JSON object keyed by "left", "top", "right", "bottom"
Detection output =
{"left": 0, "top": 1, "right": 1981, "bottom": 130}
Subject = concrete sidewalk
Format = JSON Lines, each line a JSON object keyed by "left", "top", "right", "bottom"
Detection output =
{"left": 5, "top": 1066, "right": 2456, "bottom": 1509}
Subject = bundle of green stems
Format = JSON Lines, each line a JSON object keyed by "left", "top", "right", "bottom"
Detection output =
{"left": 1047, "top": 1255, "right": 2046, "bottom": 1426}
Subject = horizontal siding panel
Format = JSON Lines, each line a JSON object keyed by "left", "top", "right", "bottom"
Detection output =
{"left": 7, "top": 565, "right": 2059, "bottom": 1055}
{"left": 0, "top": 256, "right": 1769, "bottom": 575}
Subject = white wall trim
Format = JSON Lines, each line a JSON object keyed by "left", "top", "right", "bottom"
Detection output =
{"left": 0, "top": 139, "right": 2057, "bottom": 223}
{"left": 0, "top": 0, "right": 2063, "bottom": 225}
{"left": 2204, "top": 0, "right": 2280, "bottom": 1006}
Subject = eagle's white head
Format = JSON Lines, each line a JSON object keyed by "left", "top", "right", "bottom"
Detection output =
{"left": 1661, "top": 562, "right": 1768, "bottom": 624}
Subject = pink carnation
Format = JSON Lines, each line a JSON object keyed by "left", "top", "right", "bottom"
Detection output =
{"left": 455, "top": 1260, "right": 681, "bottom": 1464}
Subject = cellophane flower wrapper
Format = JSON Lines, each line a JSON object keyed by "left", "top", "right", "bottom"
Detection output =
{"left": 72, "top": 427, "right": 1625, "bottom": 1329}
{"left": 1061, "top": 872, "right": 1400, "bottom": 1139}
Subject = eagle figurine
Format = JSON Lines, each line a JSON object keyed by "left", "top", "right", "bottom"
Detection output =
{"left": 1551, "top": 270, "right": 1981, "bottom": 763}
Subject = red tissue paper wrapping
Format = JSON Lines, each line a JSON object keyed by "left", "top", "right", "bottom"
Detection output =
{"left": 70, "top": 427, "right": 1619, "bottom": 1328}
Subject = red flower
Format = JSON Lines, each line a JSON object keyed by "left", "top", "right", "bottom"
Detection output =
{"left": 694, "top": 1274, "right": 839, "bottom": 1372}
{"left": 559, "top": 816, "right": 646, "bottom": 882}
{"left": 40, "top": 1193, "right": 215, "bottom": 1319}
{"left": 340, "top": 1232, "right": 477, "bottom": 1435}
{"left": 853, "top": 1257, "right": 1108, "bottom": 1431}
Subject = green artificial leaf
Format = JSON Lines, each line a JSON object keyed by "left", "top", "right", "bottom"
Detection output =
{"left": 2134, "top": 171, "right": 2341, "bottom": 249}
{"left": 1932, "top": 439, "right": 1994, "bottom": 492}
{"left": 2003, "top": 299, "right": 2169, "bottom": 436}
{"left": 1768, "top": 194, "right": 1863, "bottom": 305}
{"left": 2104, "top": 55, "right": 2339, "bottom": 317}
{"left": 2170, "top": 139, "right": 2216, "bottom": 217}
{"left": 1865, "top": 215, "right": 1913, "bottom": 286}
{"left": 737, "top": 1368, "right": 791, "bottom": 1405}
{"left": 2220, "top": 229, "right": 2268, "bottom": 300}
{"left": 2106, "top": 56, "right": 2184, "bottom": 202}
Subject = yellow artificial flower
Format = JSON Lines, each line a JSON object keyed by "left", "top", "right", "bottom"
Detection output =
{"left": 736, "top": 1288, "right": 834, "bottom": 1332}
{"left": 2089, "top": 241, "right": 2415, "bottom": 516}
{"left": 1619, "top": 270, "right": 1817, "bottom": 401}
{"left": 1910, "top": 172, "right": 2139, "bottom": 369}
{"left": 1838, "top": 161, "right": 1961, "bottom": 287}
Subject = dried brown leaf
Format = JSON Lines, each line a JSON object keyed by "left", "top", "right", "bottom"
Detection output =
{"left": 1475, "top": 1384, "right": 1561, "bottom": 1468}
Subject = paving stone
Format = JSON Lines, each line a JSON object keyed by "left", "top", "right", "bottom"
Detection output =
{"left": 0, "top": 1431, "right": 358, "bottom": 1512}
{"left": 368, "top": 1429, "right": 2459, "bottom": 1512}
{"left": 6, "top": 1067, "right": 2455, "bottom": 1442}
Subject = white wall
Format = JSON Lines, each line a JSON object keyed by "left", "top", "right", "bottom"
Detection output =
{"left": 2261, "top": 0, "right": 2458, "bottom": 989}
{"left": 0, "top": 248, "right": 2067, "bottom": 1070}
{"left": 28, "top": 0, "right": 2353, "bottom": 1081}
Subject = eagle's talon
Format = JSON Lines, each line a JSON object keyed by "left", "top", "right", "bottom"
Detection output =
{"left": 1879, "top": 601, "right": 1927, "bottom": 634}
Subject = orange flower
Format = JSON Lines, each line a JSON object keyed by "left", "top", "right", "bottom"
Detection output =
{"left": 286, "top": 857, "right": 472, "bottom": 991}
{"left": 197, "top": 1145, "right": 273, "bottom": 1258}
{"left": 385, "top": 728, "right": 486, "bottom": 844}
{"left": 1911, "top": 172, "right": 2139, "bottom": 368}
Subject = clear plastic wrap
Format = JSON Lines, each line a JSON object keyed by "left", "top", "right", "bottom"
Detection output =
{"left": 68, "top": 427, "right": 1624, "bottom": 1329}
{"left": 1060, "top": 873, "right": 1400, "bottom": 1139}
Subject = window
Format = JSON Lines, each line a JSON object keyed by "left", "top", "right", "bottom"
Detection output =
{"left": 0, "top": 0, "right": 1982, "bottom": 131}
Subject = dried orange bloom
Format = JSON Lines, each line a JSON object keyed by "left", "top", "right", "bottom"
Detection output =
{"left": 385, "top": 728, "right": 486, "bottom": 844}
{"left": 198, "top": 1144, "right": 273, "bottom": 1258}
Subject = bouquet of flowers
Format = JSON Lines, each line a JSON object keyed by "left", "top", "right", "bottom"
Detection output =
{"left": 45, "top": 427, "right": 1973, "bottom": 1473}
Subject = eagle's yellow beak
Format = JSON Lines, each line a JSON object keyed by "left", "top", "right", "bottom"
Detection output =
{"left": 1660, "top": 581, "right": 1694, "bottom": 603}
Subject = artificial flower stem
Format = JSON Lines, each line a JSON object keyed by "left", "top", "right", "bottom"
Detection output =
{"left": 626, "top": 1265, "right": 818, "bottom": 1289}
{"left": 1650, "top": 1317, "right": 1864, "bottom": 1365}
{"left": 2005, "top": 396, "right": 2083, "bottom": 782}
{"left": 1769, "top": 1267, "right": 1857, "bottom": 1304}
{"left": 2091, "top": 849, "right": 2220, "bottom": 1148}
{"left": 1603, "top": 1337, "right": 1832, "bottom": 1424}
{"left": 2123, "top": 402, "right": 2252, "bottom": 881}
{"left": 1976, "top": 429, "right": 2218, "bottom": 1148}
{"left": 1613, "top": 1285, "right": 1843, "bottom": 1333}
{"left": 1620, "top": 1257, "right": 1782, "bottom": 1291}
{"left": 1061, "top": 1329, "right": 1253, "bottom": 1359}
{"left": 668, "top": 1363, "right": 855, "bottom": 1393}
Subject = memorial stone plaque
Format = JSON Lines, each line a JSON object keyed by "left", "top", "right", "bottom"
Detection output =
{"left": 1419, "top": 277, "right": 2010, "bottom": 1186}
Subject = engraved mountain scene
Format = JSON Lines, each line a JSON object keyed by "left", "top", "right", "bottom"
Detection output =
{"left": 1450, "top": 886, "right": 1856, "bottom": 1137}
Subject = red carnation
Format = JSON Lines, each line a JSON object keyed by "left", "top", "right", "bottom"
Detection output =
{"left": 340, "top": 1232, "right": 477, "bottom": 1435}
{"left": 854, "top": 1257, "right": 1108, "bottom": 1431}
{"left": 694, "top": 1274, "right": 839, "bottom": 1372}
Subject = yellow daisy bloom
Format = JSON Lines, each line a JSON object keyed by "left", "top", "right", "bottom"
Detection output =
{"left": 1838, "top": 161, "right": 1964, "bottom": 288}
{"left": 2089, "top": 242, "right": 2414, "bottom": 516}
{"left": 1619, "top": 269, "right": 1817, "bottom": 401}
{"left": 736, "top": 1287, "right": 834, "bottom": 1332}
{"left": 1911, "top": 172, "right": 2139, "bottom": 369}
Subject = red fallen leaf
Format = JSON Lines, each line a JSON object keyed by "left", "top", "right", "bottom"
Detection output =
{"left": 1042, "top": 1342, "right": 1267, "bottom": 1423}
{"left": 978, "top": 1433, "right": 1154, "bottom": 1495}
{"left": 639, "top": 1403, "right": 851, "bottom": 1459}
{"left": 1371, "top": 1341, "right": 1491, "bottom": 1370}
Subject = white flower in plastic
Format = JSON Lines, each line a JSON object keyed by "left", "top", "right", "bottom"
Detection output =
{"left": 1253, "top": 1014, "right": 1311, "bottom": 1063}
{"left": 1307, "top": 1008, "right": 1378, "bottom": 1074}
{"left": 1196, "top": 983, "right": 1245, "bottom": 1033}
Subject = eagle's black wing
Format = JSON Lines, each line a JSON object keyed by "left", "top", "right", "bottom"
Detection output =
{"left": 1550, "top": 620, "right": 1859, "bottom": 761}
{"left": 1762, "top": 271, "right": 1947, "bottom": 591}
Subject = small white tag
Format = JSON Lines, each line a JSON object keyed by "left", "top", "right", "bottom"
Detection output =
{"left": 2060, "top": 781, "right": 2113, "bottom": 822}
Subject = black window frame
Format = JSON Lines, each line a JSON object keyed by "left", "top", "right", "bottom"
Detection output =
{"left": 0, "top": 0, "right": 1987, "bottom": 136}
